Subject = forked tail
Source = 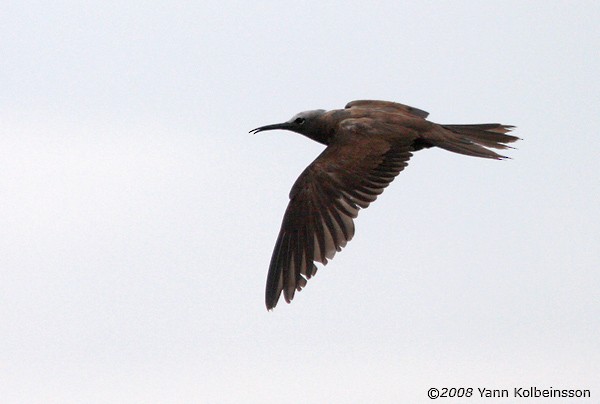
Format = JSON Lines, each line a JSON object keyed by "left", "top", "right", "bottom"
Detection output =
{"left": 434, "top": 124, "right": 519, "bottom": 159}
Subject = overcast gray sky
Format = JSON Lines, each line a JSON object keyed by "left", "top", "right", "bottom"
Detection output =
{"left": 1, "top": 1, "right": 599, "bottom": 403}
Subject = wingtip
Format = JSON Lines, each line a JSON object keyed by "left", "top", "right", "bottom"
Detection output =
{"left": 265, "top": 293, "right": 280, "bottom": 311}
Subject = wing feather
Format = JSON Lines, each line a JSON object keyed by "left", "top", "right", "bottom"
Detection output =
{"left": 345, "top": 99, "right": 430, "bottom": 119}
{"left": 265, "top": 133, "right": 414, "bottom": 309}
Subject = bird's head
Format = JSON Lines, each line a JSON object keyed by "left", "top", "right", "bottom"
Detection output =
{"left": 250, "top": 109, "right": 326, "bottom": 136}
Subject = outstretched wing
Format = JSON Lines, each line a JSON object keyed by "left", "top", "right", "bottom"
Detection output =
{"left": 345, "top": 100, "right": 430, "bottom": 119}
{"left": 265, "top": 126, "right": 414, "bottom": 309}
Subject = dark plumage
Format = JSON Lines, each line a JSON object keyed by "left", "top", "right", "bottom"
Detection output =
{"left": 250, "top": 100, "right": 519, "bottom": 310}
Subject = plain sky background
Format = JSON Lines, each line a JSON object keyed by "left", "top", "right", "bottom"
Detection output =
{"left": 1, "top": 1, "right": 599, "bottom": 403}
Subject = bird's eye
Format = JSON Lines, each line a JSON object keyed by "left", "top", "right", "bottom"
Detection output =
{"left": 294, "top": 117, "right": 305, "bottom": 125}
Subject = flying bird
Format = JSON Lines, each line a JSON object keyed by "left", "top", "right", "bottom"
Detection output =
{"left": 250, "top": 100, "right": 518, "bottom": 310}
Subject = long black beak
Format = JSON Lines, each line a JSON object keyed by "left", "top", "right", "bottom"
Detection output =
{"left": 249, "top": 122, "right": 292, "bottom": 134}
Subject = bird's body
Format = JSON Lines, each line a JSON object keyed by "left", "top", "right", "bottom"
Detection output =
{"left": 251, "top": 100, "right": 518, "bottom": 310}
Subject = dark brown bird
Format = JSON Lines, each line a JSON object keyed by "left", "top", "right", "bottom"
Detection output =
{"left": 250, "top": 100, "right": 518, "bottom": 310}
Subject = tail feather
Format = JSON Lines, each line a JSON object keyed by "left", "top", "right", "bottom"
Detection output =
{"left": 435, "top": 123, "right": 519, "bottom": 160}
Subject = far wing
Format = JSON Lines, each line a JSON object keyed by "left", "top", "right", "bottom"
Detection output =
{"left": 345, "top": 99, "right": 429, "bottom": 119}
{"left": 265, "top": 130, "right": 413, "bottom": 309}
